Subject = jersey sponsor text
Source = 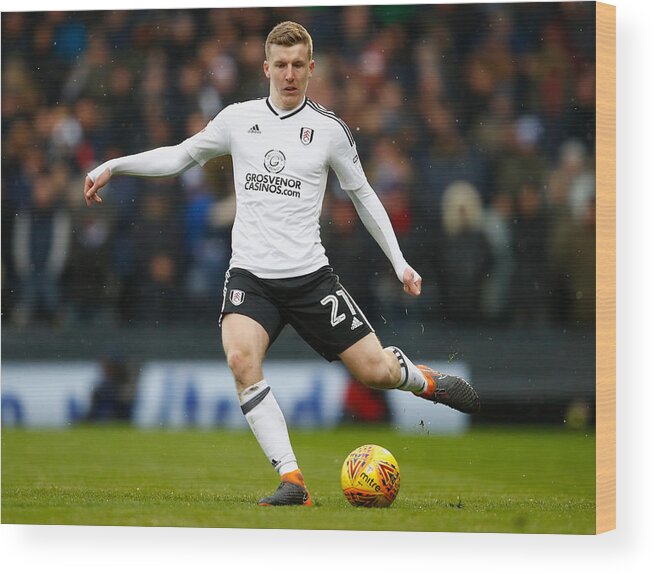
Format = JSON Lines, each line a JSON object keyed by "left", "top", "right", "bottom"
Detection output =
{"left": 245, "top": 172, "right": 302, "bottom": 198}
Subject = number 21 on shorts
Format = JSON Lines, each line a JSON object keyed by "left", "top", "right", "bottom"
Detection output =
{"left": 321, "top": 289, "right": 357, "bottom": 327}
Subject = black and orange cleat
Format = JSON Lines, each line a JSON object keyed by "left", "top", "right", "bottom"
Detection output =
{"left": 415, "top": 365, "right": 481, "bottom": 415}
{"left": 258, "top": 469, "right": 313, "bottom": 506}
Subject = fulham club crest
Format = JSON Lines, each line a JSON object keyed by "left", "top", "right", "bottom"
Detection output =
{"left": 300, "top": 127, "right": 314, "bottom": 145}
{"left": 229, "top": 289, "right": 245, "bottom": 306}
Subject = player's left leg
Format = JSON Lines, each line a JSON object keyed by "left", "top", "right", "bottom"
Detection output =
{"left": 339, "top": 334, "right": 480, "bottom": 414}
{"left": 222, "top": 313, "right": 312, "bottom": 506}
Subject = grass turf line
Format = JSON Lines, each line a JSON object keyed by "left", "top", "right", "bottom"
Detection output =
{"left": 1, "top": 426, "right": 595, "bottom": 533}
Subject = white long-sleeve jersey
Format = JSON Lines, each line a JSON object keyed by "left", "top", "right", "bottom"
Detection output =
{"left": 89, "top": 97, "right": 409, "bottom": 281}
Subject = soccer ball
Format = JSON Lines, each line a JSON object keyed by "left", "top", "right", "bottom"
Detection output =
{"left": 340, "top": 444, "right": 400, "bottom": 507}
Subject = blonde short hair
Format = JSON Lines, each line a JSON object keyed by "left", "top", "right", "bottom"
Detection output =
{"left": 265, "top": 21, "right": 313, "bottom": 61}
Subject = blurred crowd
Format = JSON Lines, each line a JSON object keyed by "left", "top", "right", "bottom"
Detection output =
{"left": 2, "top": 4, "right": 596, "bottom": 331}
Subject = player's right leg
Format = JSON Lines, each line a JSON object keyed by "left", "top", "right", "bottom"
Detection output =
{"left": 340, "top": 336, "right": 480, "bottom": 415}
{"left": 221, "top": 312, "right": 312, "bottom": 506}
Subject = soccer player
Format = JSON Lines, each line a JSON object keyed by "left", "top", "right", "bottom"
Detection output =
{"left": 84, "top": 21, "right": 480, "bottom": 506}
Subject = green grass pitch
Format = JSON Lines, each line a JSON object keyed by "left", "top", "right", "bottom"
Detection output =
{"left": 1, "top": 426, "right": 595, "bottom": 533}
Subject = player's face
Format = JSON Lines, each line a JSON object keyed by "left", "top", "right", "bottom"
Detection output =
{"left": 264, "top": 43, "right": 314, "bottom": 110}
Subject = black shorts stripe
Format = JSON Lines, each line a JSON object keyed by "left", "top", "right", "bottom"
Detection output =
{"left": 306, "top": 99, "right": 355, "bottom": 146}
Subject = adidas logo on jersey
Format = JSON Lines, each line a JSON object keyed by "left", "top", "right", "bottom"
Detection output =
{"left": 248, "top": 124, "right": 261, "bottom": 134}
{"left": 351, "top": 317, "right": 363, "bottom": 330}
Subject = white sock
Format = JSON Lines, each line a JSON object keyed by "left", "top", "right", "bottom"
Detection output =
{"left": 386, "top": 346, "right": 428, "bottom": 394}
{"left": 238, "top": 380, "right": 299, "bottom": 476}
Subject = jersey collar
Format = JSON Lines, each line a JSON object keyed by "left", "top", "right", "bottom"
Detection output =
{"left": 266, "top": 97, "right": 308, "bottom": 120}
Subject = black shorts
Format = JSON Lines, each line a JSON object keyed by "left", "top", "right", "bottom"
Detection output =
{"left": 220, "top": 266, "right": 374, "bottom": 361}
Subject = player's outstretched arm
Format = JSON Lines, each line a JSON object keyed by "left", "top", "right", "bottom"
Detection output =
{"left": 345, "top": 182, "right": 422, "bottom": 297}
{"left": 83, "top": 144, "right": 198, "bottom": 207}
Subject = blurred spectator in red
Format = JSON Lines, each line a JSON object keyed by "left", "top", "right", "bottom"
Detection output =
{"left": 341, "top": 376, "right": 392, "bottom": 424}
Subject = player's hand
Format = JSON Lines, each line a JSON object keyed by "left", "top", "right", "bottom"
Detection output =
{"left": 402, "top": 266, "right": 422, "bottom": 297}
{"left": 84, "top": 168, "right": 111, "bottom": 206}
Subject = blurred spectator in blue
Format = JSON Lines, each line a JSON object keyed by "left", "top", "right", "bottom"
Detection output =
{"left": 12, "top": 172, "right": 71, "bottom": 327}
{"left": 51, "top": 11, "right": 87, "bottom": 62}
{"left": 437, "top": 181, "right": 492, "bottom": 323}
